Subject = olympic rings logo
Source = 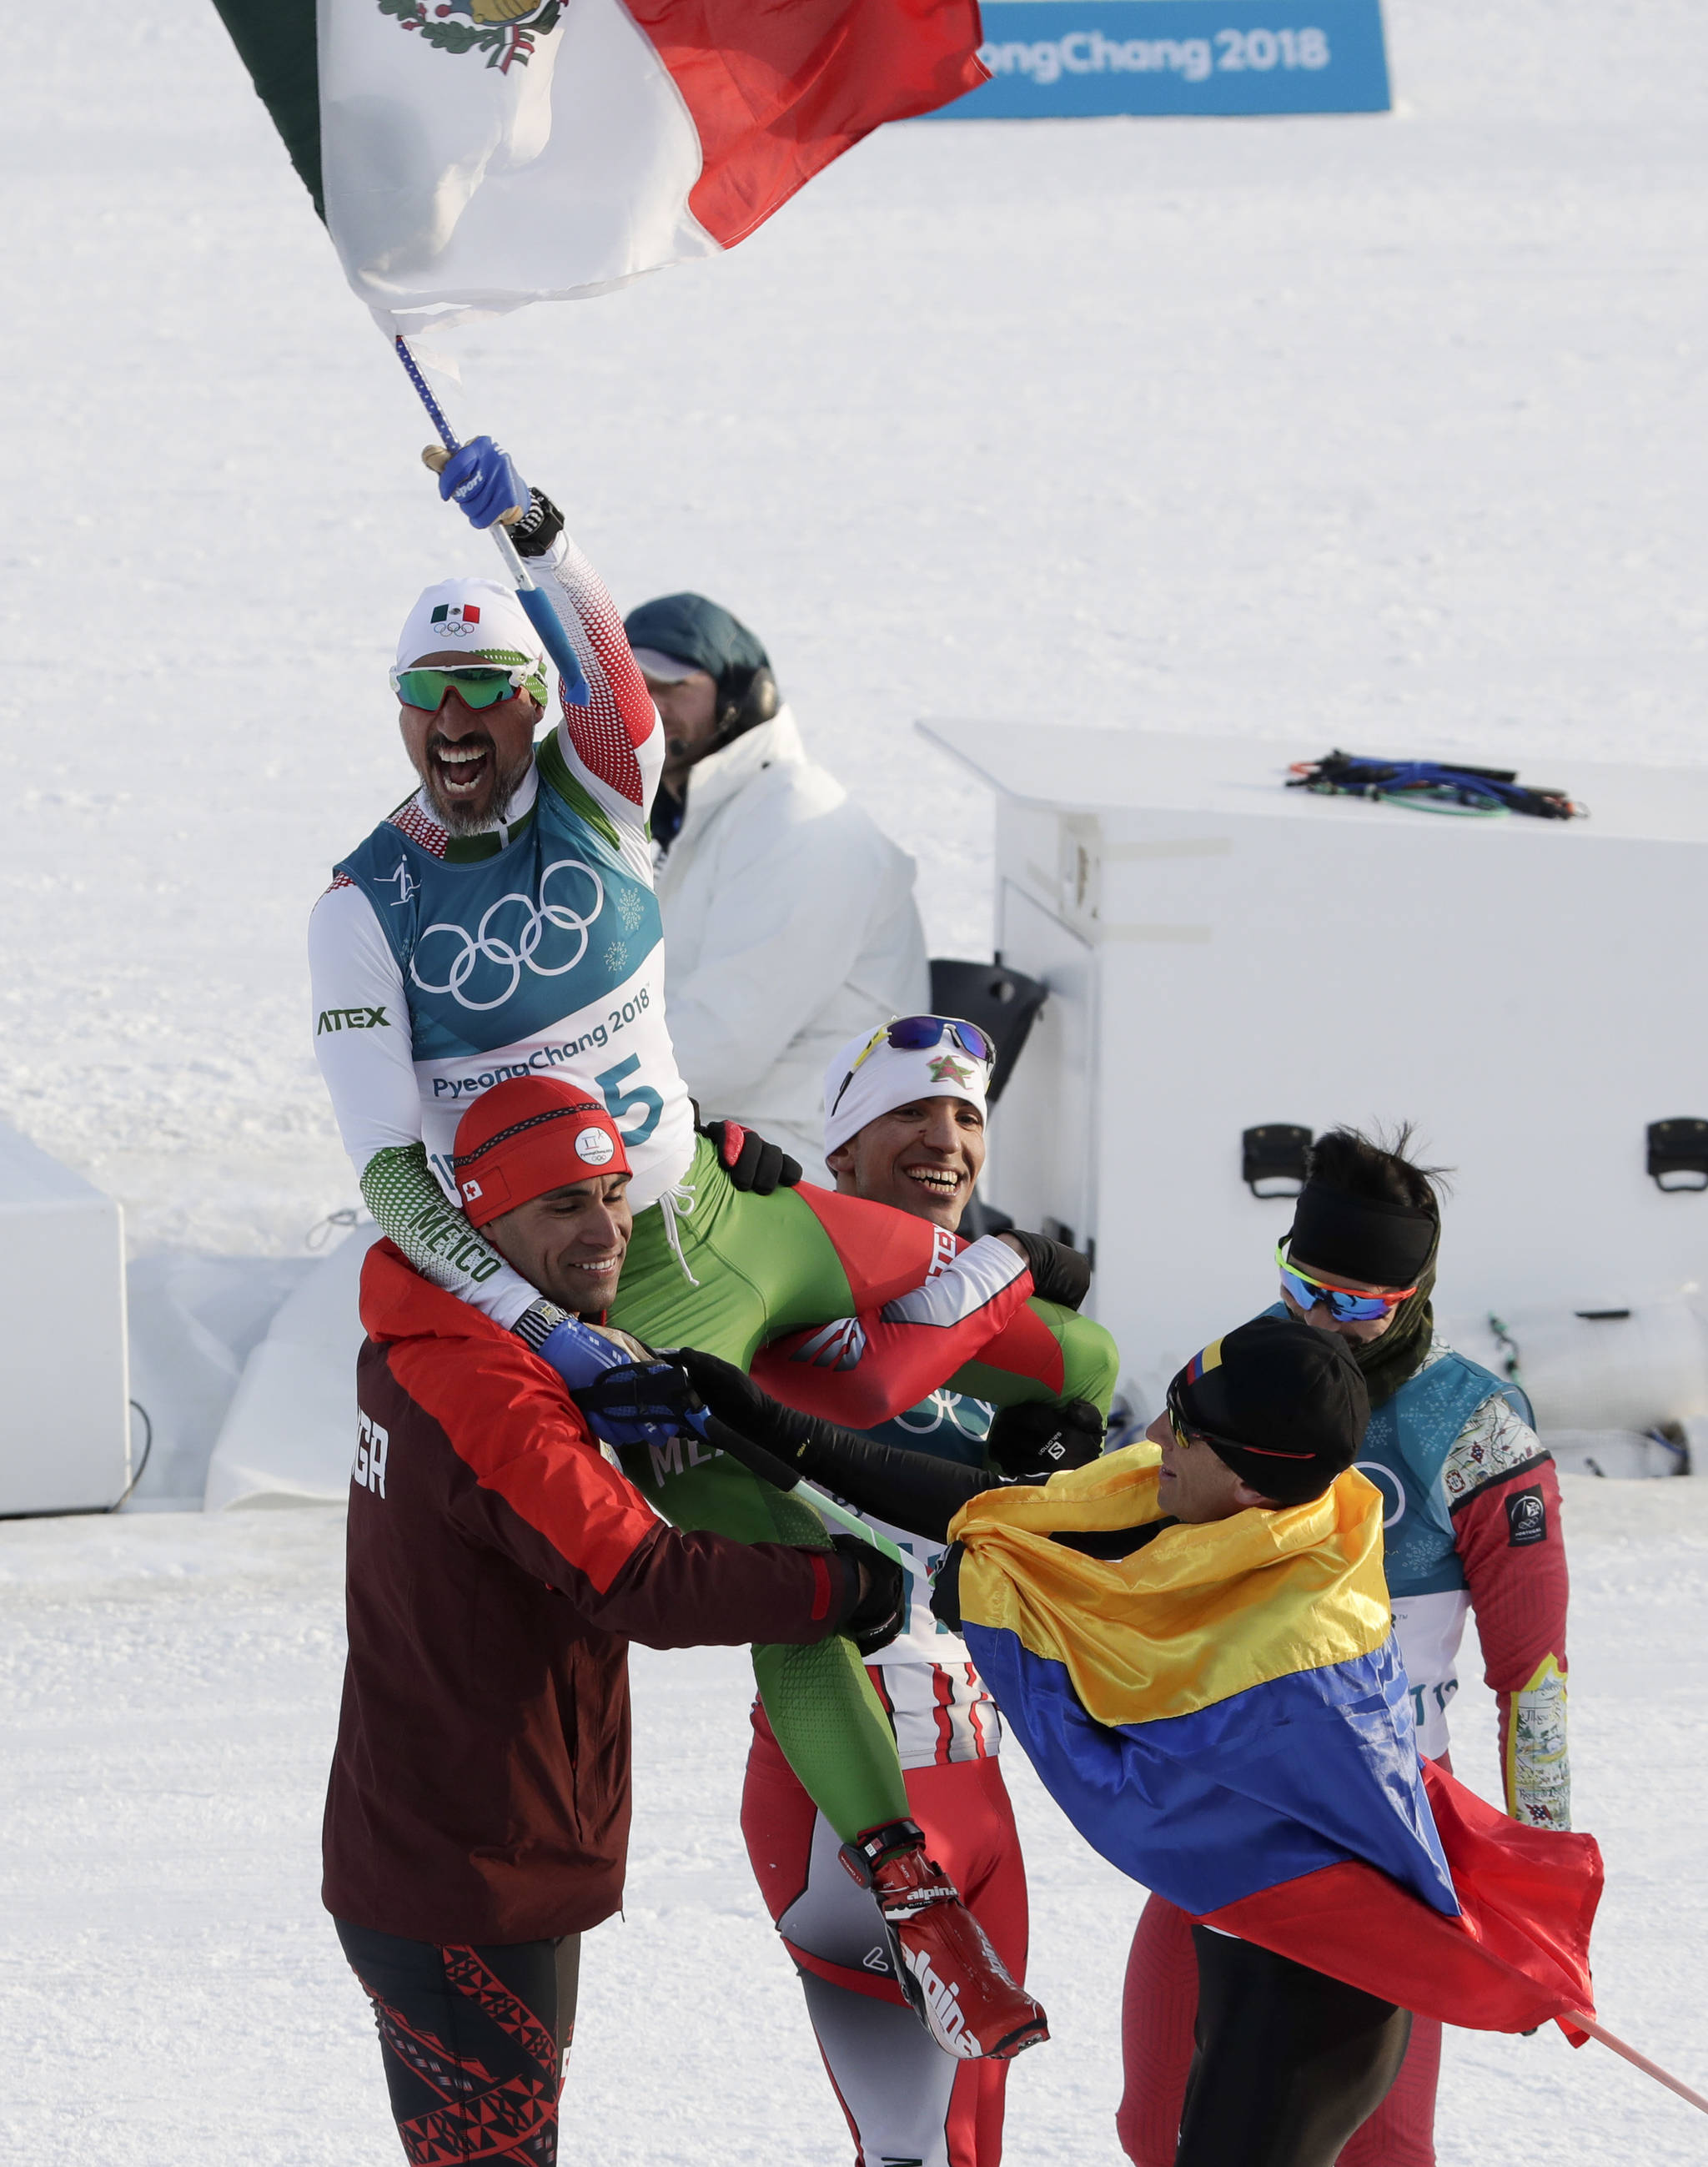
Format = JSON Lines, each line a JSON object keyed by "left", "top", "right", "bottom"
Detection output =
{"left": 1353, "top": 1461, "right": 1407, "bottom": 1530}
{"left": 893, "top": 1389, "right": 992, "bottom": 1442}
{"left": 410, "top": 857, "right": 605, "bottom": 1012}
{"left": 894, "top": 1392, "right": 954, "bottom": 1436}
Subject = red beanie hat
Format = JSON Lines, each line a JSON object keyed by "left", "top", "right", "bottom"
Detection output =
{"left": 452, "top": 1076, "right": 630, "bottom": 1229}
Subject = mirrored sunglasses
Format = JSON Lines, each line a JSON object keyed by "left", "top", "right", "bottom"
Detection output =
{"left": 1275, "top": 1242, "right": 1417, "bottom": 1325}
{"left": 392, "top": 663, "right": 542, "bottom": 712}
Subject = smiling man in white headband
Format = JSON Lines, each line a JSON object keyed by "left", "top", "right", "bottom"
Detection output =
{"left": 732, "top": 1014, "right": 1114, "bottom": 2167}
{"left": 821, "top": 1015, "right": 996, "bottom": 1227}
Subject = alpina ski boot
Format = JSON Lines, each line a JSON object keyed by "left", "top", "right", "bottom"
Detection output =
{"left": 841, "top": 1820, "right": 1049, "bottom": 2061}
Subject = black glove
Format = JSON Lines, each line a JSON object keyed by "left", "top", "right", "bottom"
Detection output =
{"left": 831, "top": 1532, "right": 906, "bottom": 1656}
{"left": 699, "top": 1116, "right": 801, "bottom": 1194}
{"left": 510, "top": 487, "right": 565, "bottom": 561}
{"left": 1002, "top": 1228, "right": 1092, "bottom": 1310}
{"left": 929, "top": 1541, "right": 966, "bottom": 1634}
{"left": 985, "top": 1398, "right": 1105, "bottom": 1481}
{"left": 675, "top": 1347, "right": 989, "bottom": 1546}
{"left": 671, "top": 1347, "right": 816, "bottom": 1464}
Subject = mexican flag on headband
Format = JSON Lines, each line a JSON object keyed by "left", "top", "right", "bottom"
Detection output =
{"left": 212, "top": 0, "right": 987, "bottom": 334}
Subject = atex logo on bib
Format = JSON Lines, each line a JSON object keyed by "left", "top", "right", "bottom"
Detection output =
{"left": 410, "top": 857, "right": 605, "bottom": 1013}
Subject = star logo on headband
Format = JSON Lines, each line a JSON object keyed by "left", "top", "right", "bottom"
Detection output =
{"left": 928, "top": 1055, "right": 974, "bottom": 1086}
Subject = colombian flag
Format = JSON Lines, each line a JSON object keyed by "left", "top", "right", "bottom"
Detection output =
{"left": 950, "top": 1446, "right": 1602, "bottom": 2033}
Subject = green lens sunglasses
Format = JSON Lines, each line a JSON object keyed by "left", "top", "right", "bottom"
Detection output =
{"left": 392, "top": 663, "right": 543, "bottom": 712}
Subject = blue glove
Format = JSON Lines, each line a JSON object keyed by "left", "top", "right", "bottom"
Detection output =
{"left": 536, "top": 1322, "right": 702, "bottom": 1453}
{"left": 534, "top": 1315, "right": 631, "bottom": 1393}
{"left": 572, "top": 1359, "right": 716, "bottom": 1454}
{"left": 437, "top": 435, "right": 528, "bottom": 531}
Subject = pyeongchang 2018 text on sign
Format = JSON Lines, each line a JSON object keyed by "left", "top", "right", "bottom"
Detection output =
{"left": 928, "top": 0, "right": 1390, "bottom": 118}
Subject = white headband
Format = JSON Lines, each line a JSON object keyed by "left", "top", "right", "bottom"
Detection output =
{"left": 822, "top": 1023, "right": 992, "bottom": 1159}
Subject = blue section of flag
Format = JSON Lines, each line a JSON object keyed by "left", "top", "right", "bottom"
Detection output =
{"left": 964, "top": 1621, "right": 1458, "bottom": 1918}
{"left": 923, "top": 0, "right": 1391, "bottom": 119}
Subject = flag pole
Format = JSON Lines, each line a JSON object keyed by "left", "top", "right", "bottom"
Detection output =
{"left": 393, "top": 336, "right": 591, "bottom": 709}
{"left": 1569, "top": 2014, "right": 1708, "bottom": 2115}
{"left": 693, "top": 1411, "right": 924, "bottom": 1581}
{"left": 796, "top": 1478, "right": 927, "bottom": 1581}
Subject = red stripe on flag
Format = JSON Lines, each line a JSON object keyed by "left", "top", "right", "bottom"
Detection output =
{"left": 1198, "top": 1763, "right": 1602, "bottom": 2037}
{"left": 628, "top": 0, "right": 989, "bottom": 249}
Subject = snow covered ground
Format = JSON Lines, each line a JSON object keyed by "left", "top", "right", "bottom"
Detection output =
{"left": 7, "top": 0, "right": 1708, "bottom": 2158}
{"left": 3, "top": 1476, "right": 1705, "bottom": 2165}
{"left": 5, "top": 0, "right": 1708, "bottom": 1254}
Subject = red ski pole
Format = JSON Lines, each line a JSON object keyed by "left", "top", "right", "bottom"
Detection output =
{"left": 1569, "top": 2014, "right": 1708, "bottom": 2116}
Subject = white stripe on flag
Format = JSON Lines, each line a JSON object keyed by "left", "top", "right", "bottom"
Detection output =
{"left": 318, "top": 0, "right": 719, "bottom": 334}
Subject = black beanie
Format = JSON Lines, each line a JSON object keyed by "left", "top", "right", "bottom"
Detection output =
{"left": 1169, "top": 1313, "right": 1370, "bottom": 1506}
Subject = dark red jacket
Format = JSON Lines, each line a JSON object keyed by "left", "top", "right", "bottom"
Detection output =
{"left": 323, "top": 1240, "right": 852, "bottom": 1945}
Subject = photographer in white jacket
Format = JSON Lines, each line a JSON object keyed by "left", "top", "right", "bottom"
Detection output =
{"left": 626, "top": 592, "right": 929, "bottom": 1184}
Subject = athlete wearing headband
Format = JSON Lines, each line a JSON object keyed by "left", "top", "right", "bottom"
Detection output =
{"left": 1119, "top": 1127, "right": 1572, "bottom": 2167}
{"left": 1277, "top": 1169, "right": 1438, "bottom": 1341}
{"left": 738, "top": 1016, "right": 1105, "bottom": 2167}
{"left": 821, "top": 1015, "right": 996, "bottom": 1227}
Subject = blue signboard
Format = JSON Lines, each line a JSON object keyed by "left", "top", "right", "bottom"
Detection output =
{"left": 925, "top": 0, "right": 1390, "bottom": 118}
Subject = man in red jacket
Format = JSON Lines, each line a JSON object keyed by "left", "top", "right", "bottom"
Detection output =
{"left": 323, "top": 1078, "right": 902, "bottom": 2167}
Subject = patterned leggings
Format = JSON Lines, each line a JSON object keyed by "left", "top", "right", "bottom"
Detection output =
{"left": 336, "top": 1918, "right": 580, "bottom": 2166}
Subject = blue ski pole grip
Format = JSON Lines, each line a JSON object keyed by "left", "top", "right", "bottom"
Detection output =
{"left": 392, "top": 337, "right": 591, "bottom": 710}
{"left": 518, "top": 583, "right": 592, "bottom": 709}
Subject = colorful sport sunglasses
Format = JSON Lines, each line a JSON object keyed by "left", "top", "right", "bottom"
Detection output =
{"left": 1165, "top": 1388, "right": 1228, "bottom": 1456}
{"left": 828, "top": 1016, "right": 996, "bottom": 1118}
{"left": 1275, "top": 1243, "right": 1417, "bottom": 1324}
{"left": 391, "top": 663, "right": 544, "bottom": 711}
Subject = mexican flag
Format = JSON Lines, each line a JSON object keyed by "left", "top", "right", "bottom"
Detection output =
{"left": 214, "top": 0, "right": 987, "bottom": 334}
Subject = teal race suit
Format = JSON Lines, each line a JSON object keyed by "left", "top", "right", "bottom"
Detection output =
{"left": 309, "top": 528, "right": 694, "bottom": 1331}
{"left": 309, "top": 520, "right": 1118, "bottom": 1839}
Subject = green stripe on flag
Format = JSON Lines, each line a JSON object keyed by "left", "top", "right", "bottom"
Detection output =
{"left": 210, "top": 0, "right": 324, "bottom": 219}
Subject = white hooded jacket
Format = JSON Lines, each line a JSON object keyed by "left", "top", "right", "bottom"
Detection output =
{"left": 655, "top": 706, "right": 928, "bottom": 1181}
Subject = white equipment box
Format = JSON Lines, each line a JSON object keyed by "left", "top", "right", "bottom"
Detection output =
{"left": 0, "top": 1121, "right": 130, "bottom": 1515}
{"left": 922, "top": 721, "right": 1708, "bottom": 1413}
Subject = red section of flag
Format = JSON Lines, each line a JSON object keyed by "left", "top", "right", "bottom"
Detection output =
{"left": 465, "top": 605, "right": 480, "bottom": 624}
{"left": 1201, "top": 1763, "right": 1602, "bottom": 2036}
{"left": 627, "top": 0, "right": 988, "bottom": 248}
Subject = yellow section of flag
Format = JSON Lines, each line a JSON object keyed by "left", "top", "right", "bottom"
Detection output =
{"left": 948, "top": 1445, "right": 1393, "bottom": 1727}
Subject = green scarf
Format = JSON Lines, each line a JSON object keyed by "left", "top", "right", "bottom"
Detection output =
{"left": 1347, "top": 1236, "right": 1439, "bottom": 1410}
